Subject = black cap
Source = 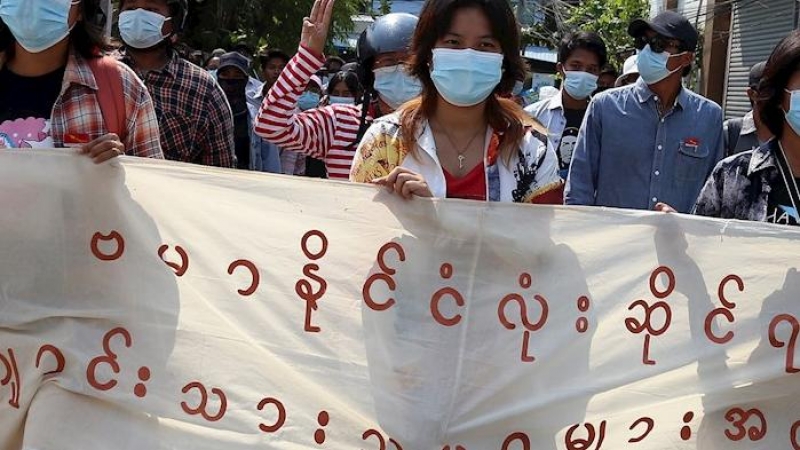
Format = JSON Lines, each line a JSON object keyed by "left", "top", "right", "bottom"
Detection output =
{"left": 217, "top": 52, "right": 251, "bottom": 77}
{"left": 628, "top": 11, "right": 699, "bottom": 52}
{"left": 749, "top": 61, "right": 767, "bottom": 88}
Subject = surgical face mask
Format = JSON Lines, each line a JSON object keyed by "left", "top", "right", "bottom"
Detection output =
{"left": 784, "top": 89, "right": 800, "bottom": 136}
{"left": 0, "top": 0, "right": 79, "bottom": 53}
{"left": 636, "top": 44, "right": 685, "bottom": 85}
{"left": 329, "top": 96, "right": 355, "bottom": 105}
{"left": 298, "top": 92, "right": 321, "bottom": 111}
{"left": 118, "top": 9, "right": 171, "bottom": 49}
{"left": 430, "top": 48, "right": 504, "bottom": 107}
{"left": 562, "top": 71, "right": 599, "bottom": 100}
{"left": 373, "top": 65, "right": 422, "bottom": 110}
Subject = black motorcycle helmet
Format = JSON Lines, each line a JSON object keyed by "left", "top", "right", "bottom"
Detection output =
{"left": 352, "top": 13, "right": 418, "bottom": 146}
{"left": 356, "top": 13, "right": 418, "bottom": 94}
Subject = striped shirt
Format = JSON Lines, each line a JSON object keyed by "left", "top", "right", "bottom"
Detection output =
{"left": 254, "top": 45, "right": 370, "bottom": 180}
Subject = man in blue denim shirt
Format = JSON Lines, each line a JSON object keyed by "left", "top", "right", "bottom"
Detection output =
{"left": 565, "top": 11, "right": 724, "bottom": 213}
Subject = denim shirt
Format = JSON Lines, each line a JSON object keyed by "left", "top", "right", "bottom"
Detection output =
{"left": 247, "top": 102, "right": 281, "bottom": 173}
{"left": 565, "top": 78, "right": 724, "bottom": 213}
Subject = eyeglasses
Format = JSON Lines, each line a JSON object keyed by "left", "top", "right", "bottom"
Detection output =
{"left": 635, "top": 35, "right": 683, "bottom": 53}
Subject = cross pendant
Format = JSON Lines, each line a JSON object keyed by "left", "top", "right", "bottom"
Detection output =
{"left": 458, "top": 154, "right": 466, "bottom": 169}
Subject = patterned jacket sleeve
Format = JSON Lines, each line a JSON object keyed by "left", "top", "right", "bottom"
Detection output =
{"left": 526, "top": 134, "right": 564, "bottom": 204}
{"left": 693, "top": 162, "right": 724, "bottom": 217}
{"left": 349, "top": 119, "right": 408, "bottom": 183}
{"left": 119, "top": 62, "right": 163, "bottom": 158}
{"left": 197, "top": 80, "right": 236, "bottom": 168}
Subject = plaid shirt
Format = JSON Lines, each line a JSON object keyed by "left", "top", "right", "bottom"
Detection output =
{"left": 122, "top": 51, "right": 235, "bottom": 167}
{"left": 45, "top": 50, "right": 163, "bottom": 158}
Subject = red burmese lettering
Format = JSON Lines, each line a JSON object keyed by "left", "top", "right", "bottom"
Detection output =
{"left": 769, "top": 314, "right": 800, "bottom": 373}
{"left": 35, "top": 344, "right": 66, "bottom": 376}
{"left": 86, "top": 327, "right": 132, "bottom": 391}
{"left": 158, "top": 245, "right": 189, "bottom": 276}
{"left": 181, "top": 381, "right": 227, "bottom": 422}
{"left": 628, "top": 417, "right": 655, "bottom": 443}
{"left": 227, "top": 259, "right": 260, "bottom": 296}
{"left": 257, "top": 397, "right": 286, "bottom": 433}
{"left": 90, "top": 231, "right": 125, "bottom": 261}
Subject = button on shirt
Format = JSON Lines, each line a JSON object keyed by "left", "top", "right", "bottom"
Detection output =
{"left": 565, "top": 78, "right": 724, "bottom": 213}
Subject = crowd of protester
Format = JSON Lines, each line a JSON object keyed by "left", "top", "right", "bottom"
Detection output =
{"left": 1, "top": 0, "right": 799, "bottom": 226}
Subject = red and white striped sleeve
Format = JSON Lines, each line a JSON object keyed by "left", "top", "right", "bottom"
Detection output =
{"left": 254, "top": 45, "right": 356, "bottom": 160}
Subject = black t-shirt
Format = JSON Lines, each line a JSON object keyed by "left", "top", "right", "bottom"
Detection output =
{"left": 767, "top": 149, "right": 800, "bottom": 226}
{"left": 0, "top": 65, "right": 65, "bottom": 148}
{"left": 556, "top": 108, "right": 586, "bottom": 177}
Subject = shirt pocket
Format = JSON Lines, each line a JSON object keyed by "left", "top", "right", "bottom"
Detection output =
{"left": 675, "top": 142, "right": 710, "bottom": 182}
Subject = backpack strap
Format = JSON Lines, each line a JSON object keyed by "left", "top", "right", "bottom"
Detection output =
{"left": 87, "top": 56, "right": 128, "bottom": 142}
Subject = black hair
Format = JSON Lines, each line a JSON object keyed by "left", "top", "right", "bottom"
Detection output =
{"left": 260, "top": 49, "right": 290, "bottom": 69}
{"left": 558, "top": 32, "right": 608, "bottom": 68}
{"left": 758, "top": 31, "right": 800, "bottom": 139}
{"left": 325, "top": 56, "right": 346, "bottom": 68}
{"left": 326, "top": 70, "right": 363, "bottom": 98}
{"left": 600, "top": 65, "right": 618, "bottom": 78}
{"left": 2, "top": 0, "right": 111, "bottom": 59}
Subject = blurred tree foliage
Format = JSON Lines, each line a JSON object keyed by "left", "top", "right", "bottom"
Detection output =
{"left": 181, "top": 0, "right": 367, "bottom": 54}
{"left": 523, "top": 0, "right": 649, "bottom": 68}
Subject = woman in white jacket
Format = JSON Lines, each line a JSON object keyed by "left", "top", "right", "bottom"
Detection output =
{"left": 350, "top": 0, "right": 563, "bottom": 204}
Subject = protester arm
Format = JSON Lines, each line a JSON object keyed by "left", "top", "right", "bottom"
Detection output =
{"left": 197, "top": 81, "right": 236, "bottom": 168}
{"left": 564, "top": 99, "right": 601, "bottom": 205}
{"left": 120, "top": 64, "right": 163, "bottom": 158}
{"left": 253, "top": 46, "right": 341, "bottom": 159}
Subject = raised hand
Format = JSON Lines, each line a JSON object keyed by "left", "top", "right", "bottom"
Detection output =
{"left": 301, "top": 0, "right": 336, "bottom": 55}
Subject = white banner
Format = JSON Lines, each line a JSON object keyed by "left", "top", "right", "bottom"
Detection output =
{"left": 1, "top": 150, "right": 799, "bottom": 449}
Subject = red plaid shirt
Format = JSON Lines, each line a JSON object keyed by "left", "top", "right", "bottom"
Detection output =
{"left": 49, "top": 51, "right": 163, "bottom": 158}
{"left": 122, "top": 51, "right": 236, "bottom": 168}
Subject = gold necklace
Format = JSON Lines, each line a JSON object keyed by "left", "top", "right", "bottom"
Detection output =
{"left": 432, "top": 119, "right": 486, "bottom": 169}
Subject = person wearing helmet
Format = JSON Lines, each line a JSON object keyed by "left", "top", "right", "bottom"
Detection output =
{"left": 118, "top": 0, "right": 236, "bottom": 168}
{"left": 0, "top": 0, "right": 162, "bottom": 160}
{"left": 254, "top": 0, "right": 421, "bottom": 180}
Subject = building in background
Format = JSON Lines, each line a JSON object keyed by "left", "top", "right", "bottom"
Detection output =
{"left": 651, "top": 0, "right": 797, "bottom": 119}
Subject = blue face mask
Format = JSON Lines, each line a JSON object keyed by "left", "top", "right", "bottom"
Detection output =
{"left": 784, "top": 89, "right": 800, "bottom": 136}
{"left": 0, "top": 0, "right": 78, "bottom": 53}
{"left": 119, "top": 9, "right": 171, "bottom": 49}
{"left": 373, "top": 65, "right": 422, "bottom": 110}
{"left": 636, "top": 45, "right": 685, "bottom": 85}
{"left": 563, "top": 71, "right": 599, "bottom": 100}
{"left": 430, "top": 48, "right": 504, "bottom": 107}
{"left": 298, "top": 92, "right": 321, "bottom": 111}
{"left": 329, "top": 96, "right": 355, "bottom": 105}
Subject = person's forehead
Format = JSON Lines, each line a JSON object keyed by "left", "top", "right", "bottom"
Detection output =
{"left": 266, "top": 58, "right": 287, "bottom": 67}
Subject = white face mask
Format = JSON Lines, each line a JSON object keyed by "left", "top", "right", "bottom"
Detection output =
{"left": 0, "top": 0, "right": 79, "bottom": 53}
{"left": 118, "top": 9, "right": 172, "bottom": 50}
{"left": 373, "top": 65, "right": 422, "bottom": 110}
{"left": 328, "top": 96, "right": 355, "bottom": 105}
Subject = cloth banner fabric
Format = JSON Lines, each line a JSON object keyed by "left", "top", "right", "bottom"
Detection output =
{"left": 1, "top": 150, "right": 799, "bottom": 450}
